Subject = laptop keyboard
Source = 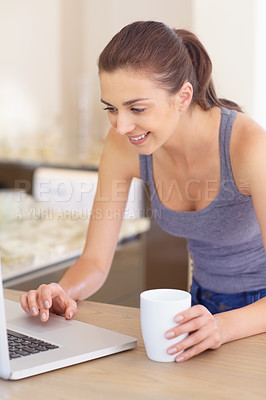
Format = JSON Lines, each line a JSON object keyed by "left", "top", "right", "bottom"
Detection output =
{"left": 8, "top": 329, "right": 59, "bottom": 359}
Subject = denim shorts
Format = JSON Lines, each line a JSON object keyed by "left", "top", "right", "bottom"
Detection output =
{"left": 190, "top": 277, "right": 266, "bottom": 314}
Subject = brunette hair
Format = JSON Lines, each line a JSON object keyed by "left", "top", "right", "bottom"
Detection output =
{"left": 98, "top": 21, "right": 242, "bottom": 112}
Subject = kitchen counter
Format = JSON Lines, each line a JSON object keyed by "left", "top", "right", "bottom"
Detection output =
{"left": 0, "top": 193, "right": 150, "bottom": 285}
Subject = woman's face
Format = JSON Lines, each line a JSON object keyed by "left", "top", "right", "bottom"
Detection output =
{"left": 99, "top": 69, "right": 183, "bottom": 155}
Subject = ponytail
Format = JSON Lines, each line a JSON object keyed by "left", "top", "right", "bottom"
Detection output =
{"left": 98, "top": 21, "right": 243, "bottom": 113}
{"left": 175, "top": 29, "right": 243, "bottom": 112}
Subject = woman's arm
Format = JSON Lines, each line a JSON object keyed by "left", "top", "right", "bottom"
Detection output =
{"left": 20, "top": 128, "right": 140, "bottom": 321}
{"left": 217, "top": 113, "right": 266, "bottom": 342}
{"left": 165, "top": 114, "right": 266, "bottom": 361}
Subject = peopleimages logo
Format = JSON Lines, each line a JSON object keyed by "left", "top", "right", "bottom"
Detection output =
{"left": 13, "top": 176, "right": 250, "bottom": 207}
{"left": 14, "top": 178, "right": 146, "bottom": 203}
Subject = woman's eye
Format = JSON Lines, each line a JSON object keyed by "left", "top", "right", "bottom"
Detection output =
{"left": 103, "top": 107, "right": 117, "bottom": 113}
{"left": 131, "top": 108, "right": 145, "bottom": 113}
{"left": 103, "top": 106, "right": 145, "bottom": 113}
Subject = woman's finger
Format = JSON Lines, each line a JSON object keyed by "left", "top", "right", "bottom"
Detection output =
{"left": 37, "top": 283, "right": 64, "bottom": 321}
{"left": 19, "top": 293, "right": 31, "bottom": 315}
{"left": 174, "top": 336, "right": 216, "bottom": 362}
{"left": 48, "top": 283, "right": 65, "bottom": 299}
{"left": 165, "top": 317, "right": 205, "bottom": 339}
{"left": 165, "top": 305, "right": 212, "bottom": 339}
{"left": 36, "top": 286, "right": 51, "bottom": 322}
{"left": 174, "top": 304, "right": 210, "bottom": 324}
{"left": 38, "top": 284, "right": 53, "bottom": 310}
{"left": 167, "top": 326, "right": 211, "bottom": 356}
{"left": 65, "top": 301, "right": 78, "bottom": 320}
{"left": 27, "top": 290, "right": 40, "bottom": 316}
{"left": 46, "top": 283, "right": 77, "bottom": 319}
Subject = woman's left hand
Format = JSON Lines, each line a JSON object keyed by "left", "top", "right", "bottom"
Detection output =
{"left": 165, "top": 305, "right": 223, "bottom": 362}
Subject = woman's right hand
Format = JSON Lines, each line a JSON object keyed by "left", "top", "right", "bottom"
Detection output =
{"left": 20, "top": 283, "right": 78, "bottom": 322}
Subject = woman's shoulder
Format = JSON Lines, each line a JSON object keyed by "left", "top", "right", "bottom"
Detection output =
{"left": 231, "top": 112, "right": 266, "bottom": 155}
{"left": 231, "top": 112, "right": 266, "bottom": 194}
{"left": 99, "top": 127, "right": 141, "bottom": 179}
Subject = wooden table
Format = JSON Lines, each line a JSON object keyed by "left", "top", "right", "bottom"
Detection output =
{"left": 2, "top": 289, "right": 266, "bottom": 400}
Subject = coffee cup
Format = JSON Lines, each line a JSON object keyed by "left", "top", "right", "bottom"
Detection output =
{"left": 140, "top": 288, "right": 191, "bottom": 362}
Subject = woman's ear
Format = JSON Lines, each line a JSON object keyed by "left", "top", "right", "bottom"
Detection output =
{"left": 177, "top": 82, "right": 193, "bottom": 111}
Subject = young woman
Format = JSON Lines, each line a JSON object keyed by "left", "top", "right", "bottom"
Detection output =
{"left": 20, "top": 21, "right": 266, "bottom": 362}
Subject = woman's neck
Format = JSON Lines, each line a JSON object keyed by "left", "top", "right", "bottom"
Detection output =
{"left": 160, "top": 105, "right": 221, "bottom": 167}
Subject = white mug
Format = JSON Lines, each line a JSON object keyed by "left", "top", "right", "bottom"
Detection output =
{"left": 140, "top": 289, "right": 191, "bottom": 362}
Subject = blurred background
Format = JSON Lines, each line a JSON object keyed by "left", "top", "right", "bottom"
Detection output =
{"left": 0, "top": 0, "right": 265, "bottom": 307}
{"left": 0, "top": 0, "right": 265, "bottom": 164}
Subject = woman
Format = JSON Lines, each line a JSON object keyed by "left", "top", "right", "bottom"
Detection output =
{"left": 20, "top": 21, "right": 266, "bottom": 362}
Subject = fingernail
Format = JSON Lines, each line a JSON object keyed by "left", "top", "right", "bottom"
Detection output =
{"left": 174, "top": 315, "right": 184, "bottom": 323}
{"left": 41, "top": 312, "right": 47, "bottom": 321}
{"left": 44, "top": 300, "right": 50, "bottom": 309}
{"left": 167, "top": 347, "right": 177, "bottom": 355}
{"left": 32, "top": 307, "right": 38, "bottom": 315}
{"left": 175, "top": 356, "right": 184, "bottom": 362}
{"left": 165, "top": 331, "right": 175, "bottom": 339}
{"left": 69, "top": 311, "right": 73, "bottom": 319}
{"left": 26, "top": 307, "right": 31, "bottom": 315}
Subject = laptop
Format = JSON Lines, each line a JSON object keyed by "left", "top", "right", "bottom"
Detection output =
{"left": 0, "top": 263, "right": 137, "bottom": 380}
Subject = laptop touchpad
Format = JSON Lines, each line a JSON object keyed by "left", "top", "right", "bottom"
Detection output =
{"left": 8, "top": 314, "right": 72, "bottom": 334}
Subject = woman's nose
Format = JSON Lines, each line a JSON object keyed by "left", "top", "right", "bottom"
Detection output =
{"left": 116, "top": 114, "right": 135, "bottom": 135}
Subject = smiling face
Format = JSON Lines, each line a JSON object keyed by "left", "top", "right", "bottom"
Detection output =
{"left": 99, "top": 69, "right": 190, "bottom": 155}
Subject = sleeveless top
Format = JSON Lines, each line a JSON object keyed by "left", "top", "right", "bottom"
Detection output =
{"left": 139, "top": 107, "right": 266, "bottom": 293}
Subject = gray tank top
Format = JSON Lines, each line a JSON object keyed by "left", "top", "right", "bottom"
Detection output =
{"left": 139, "top": 107, "right": 266, "bottom": 293}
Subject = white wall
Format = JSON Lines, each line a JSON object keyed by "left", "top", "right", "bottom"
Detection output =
{"left": 0, "top": 0, "right": 61, "bottom": 141}
{"left": 192, "top": 0, "right": 266, "bottom": 127}
{"left": 253, "top": 0, "right": 266, "bottom": 128}
{"left": 192, "top": 0, "right": 255, "bottom": 116}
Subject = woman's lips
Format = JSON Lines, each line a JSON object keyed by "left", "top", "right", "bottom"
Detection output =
{"left": 128, "top": 131, "right": 150, "bottom": 145}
